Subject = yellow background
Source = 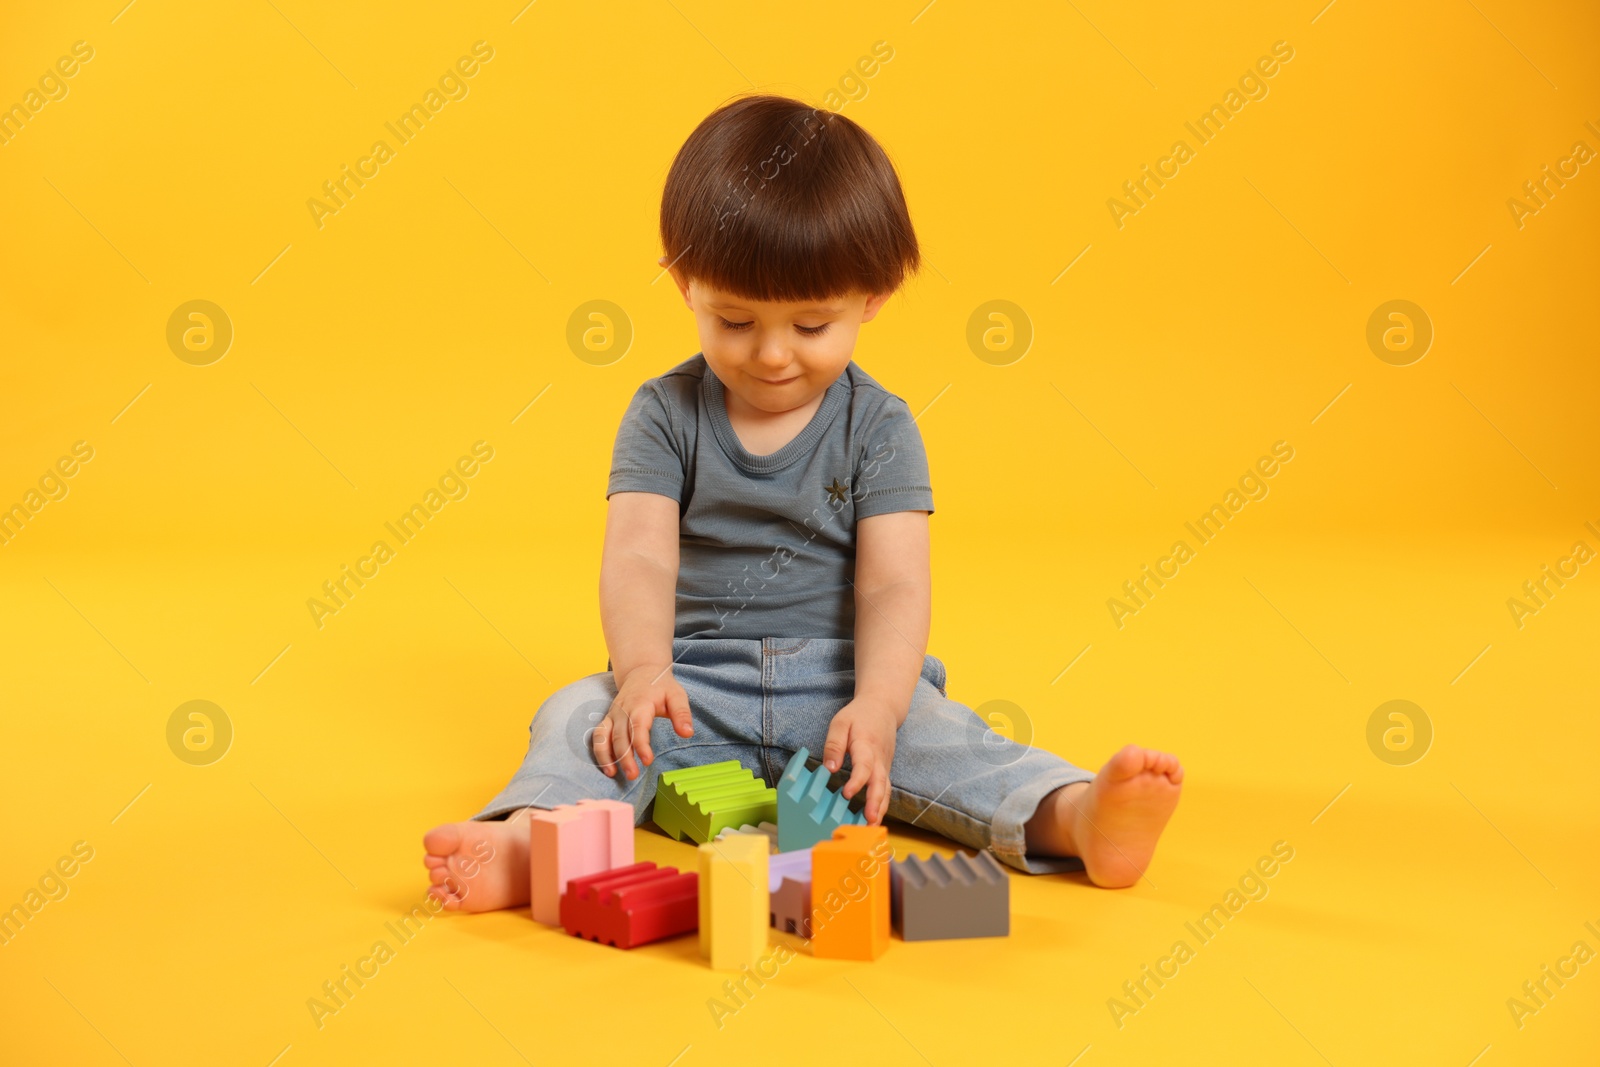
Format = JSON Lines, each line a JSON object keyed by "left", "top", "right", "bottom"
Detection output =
{"left": 3, "top": 0, "right": 1597, "bottom": 1063}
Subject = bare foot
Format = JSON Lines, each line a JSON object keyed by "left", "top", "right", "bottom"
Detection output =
{"left": 1036, "top": 745, "right": 1183, "bottom": 888}
{"left": 422, "top": 812, "right": 531, "bottom": 912}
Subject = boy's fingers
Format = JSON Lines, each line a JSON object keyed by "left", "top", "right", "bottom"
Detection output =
{"left": 871, "top": 768, "right": 890, "bottom": 823}
{"left": 592, "top": 718, "right": 615, "bottom": 777}
{"left": 841, "top": 749, "right": 871, "bottom": 801}
{"left": 665, "top": 685, "right": 693, "bottom": 737}
{"left": 822, "top": 721, "right": 850, "bottom": 774}
{"left": 631, "top": 707, "right": 656, "bottom": 766}
{"left": 614, "top": 716, "right": 640, "bottom": 779}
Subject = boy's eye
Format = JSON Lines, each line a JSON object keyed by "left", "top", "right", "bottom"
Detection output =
{"left": 715, "top": 317, "right": 830, "bottom": 337}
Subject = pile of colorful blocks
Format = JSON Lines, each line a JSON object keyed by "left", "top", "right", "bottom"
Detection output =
{"left": 529, "top": 748, "right": 1010, "bottom": 967}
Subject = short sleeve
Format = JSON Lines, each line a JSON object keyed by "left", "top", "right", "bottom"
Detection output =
{"left": 606, "top": 382, "right": 686, "bottom": 502}
{"left": 853, "top": 396, "right": 935, "bottom": 519}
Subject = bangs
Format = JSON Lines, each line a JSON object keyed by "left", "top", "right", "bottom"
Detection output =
{"left": 660, "top": 95, "right": 920, "bottom": 303}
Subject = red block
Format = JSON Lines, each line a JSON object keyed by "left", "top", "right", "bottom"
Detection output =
{"left": 559, "top": 862, "right": 699, "bottom": 949}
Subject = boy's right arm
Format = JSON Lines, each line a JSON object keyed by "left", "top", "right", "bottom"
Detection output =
{"left": 594, "top": 491, "right": 693, "bottom": 780}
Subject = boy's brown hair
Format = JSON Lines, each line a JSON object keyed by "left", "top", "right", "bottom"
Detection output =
{"left": 660, "top": 94, "right": 919, "bottom": 303}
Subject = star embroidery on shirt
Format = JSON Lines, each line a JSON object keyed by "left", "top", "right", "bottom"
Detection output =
{"left": 824, "top": 477, "right": 849, "bottom": 504}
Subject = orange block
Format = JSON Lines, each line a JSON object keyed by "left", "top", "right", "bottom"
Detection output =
{"left": 809, "top": 824, "right": 890, "bottom": 960}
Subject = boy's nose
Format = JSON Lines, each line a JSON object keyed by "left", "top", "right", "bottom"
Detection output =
{"left": 753, "top": 340, "right": 793, "bottom": 371}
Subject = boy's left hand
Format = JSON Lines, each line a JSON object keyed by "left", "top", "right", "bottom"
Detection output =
{"left": 821, "top": 698, "right": 899, "bottom": 825}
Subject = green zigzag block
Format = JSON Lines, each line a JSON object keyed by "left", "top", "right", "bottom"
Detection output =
{"left": 652, "top": 761, "right": 778, "bottom": 844}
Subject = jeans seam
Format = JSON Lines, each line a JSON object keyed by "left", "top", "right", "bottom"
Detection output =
{"left": 761, "top": 640, "right": 777, "bottom": 780}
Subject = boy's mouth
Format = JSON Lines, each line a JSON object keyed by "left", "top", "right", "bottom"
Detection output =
{"left": 756, "top": 375, "right": 799, "bottom": 385}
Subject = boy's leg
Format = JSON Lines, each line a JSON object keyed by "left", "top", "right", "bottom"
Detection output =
{"left": 425, "top": 638, "right": 773, "bottom": 910}
{"left": 765, "top": 638, "right": 1180, "bottom": 882}
{"left": 469, "top": 671, "right": 646, "bottom": 821}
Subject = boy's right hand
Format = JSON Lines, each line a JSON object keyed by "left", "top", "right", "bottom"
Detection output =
{"left": 594, "top": 662, "right": 694, "bottom": 780}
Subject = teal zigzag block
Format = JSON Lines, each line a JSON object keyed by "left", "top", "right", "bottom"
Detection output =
{"left": 776, "top": 747, "right": 866, "bottom": 853}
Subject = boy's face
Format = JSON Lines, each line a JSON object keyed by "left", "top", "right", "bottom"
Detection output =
{"left": 663, "top": 262, "right": 890, "bottom": 415}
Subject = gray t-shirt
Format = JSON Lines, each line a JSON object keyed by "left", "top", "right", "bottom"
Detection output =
{"left": 606, "top": 353, "right": 935, "bottom": 640}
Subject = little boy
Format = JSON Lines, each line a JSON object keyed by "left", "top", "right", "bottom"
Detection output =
{"left": 424, "top": 95, "right": 1182, "bottom": 911}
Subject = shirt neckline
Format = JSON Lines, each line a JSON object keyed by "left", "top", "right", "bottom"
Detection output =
{"left": 701, "top": 356, "right": 850, "bottom": 474}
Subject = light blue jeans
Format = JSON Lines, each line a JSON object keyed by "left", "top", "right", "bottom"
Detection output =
{"left": 473, "top": 637, "right": 1094, "bottom": 874}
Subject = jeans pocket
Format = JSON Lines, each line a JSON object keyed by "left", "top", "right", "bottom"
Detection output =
{"left": 921, "top": 653, "right": 948, "bottom": 697}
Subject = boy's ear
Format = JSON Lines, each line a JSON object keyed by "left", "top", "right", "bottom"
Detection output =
{"left": 659, "top": 256, "right": 693, "bottom": 307}
{"left": 859, "top": 290, "right": 892, "bottom": 324}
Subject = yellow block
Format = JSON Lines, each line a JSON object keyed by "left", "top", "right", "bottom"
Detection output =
{"left": 697, "top": 835, "right": 769, "bottom": 971}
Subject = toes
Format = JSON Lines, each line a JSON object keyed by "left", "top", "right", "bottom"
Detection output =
{"left": 1104, "top": 744, "right": 1148, "bottom": 780}
{"left": 1163, "top": 754, "right": 1185, "bottom": 783}
{"left": 429, "top": 866, "right": 450, "bottom": 886}
{"left": 423, "top": 854, "right": 447, "bottom": 870}
{"left": 1144, "top": 749, "right": 1184, "bottom": 783}
{"left": 422, "top": 823, "right": 463, "bottom": 856}
{"left": 1102, "top": 744, "right": 1186, "bottom": 784}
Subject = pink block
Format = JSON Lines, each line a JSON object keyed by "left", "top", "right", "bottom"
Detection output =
{"left": 529, "top": 799, "right": 634, "bottom": 925}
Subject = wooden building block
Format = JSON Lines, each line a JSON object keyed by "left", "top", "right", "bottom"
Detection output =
{"left": 891, "top": 851, "right": 1009, "bottom": 941}
{"left": 654, "top": 761, "right": 778, "bottom": 845}
{"left": 776, "top": 748, "right": 865, "bottom": 853}
{"left": 767, "top": 849, "right": 813, "bottom": 893}
{"left": 768, "top": 849, "right": 813, "bottom": 937}
{"left": 560, "top": 862, "right": 698, "bottom": 949}
{"left": 811, "top": 825, "right": 890, "bottom": 961}
{"left": 529, "top": 799, "right": 633, "bottom": 926}
{"left": 713, "top": 821, "right": 778, "bottom": 851}
{"left": 697, "top": 834, "right": 769, "bottom": 970}
{"left": 772, "top": 877, "right": 813, "bottom": 939}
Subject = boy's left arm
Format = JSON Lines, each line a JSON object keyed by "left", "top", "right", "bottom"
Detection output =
{"left": 822, "top": 509, "right": 931, "bottom": 824}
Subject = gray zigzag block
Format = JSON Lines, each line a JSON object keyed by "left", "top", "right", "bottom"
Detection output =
{"left": 891, "top": 850, "right": 1010, "bottom": 940}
